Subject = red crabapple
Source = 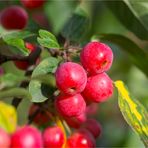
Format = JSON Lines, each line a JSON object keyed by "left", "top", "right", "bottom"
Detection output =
{"left": 82, "top": 72, "right": 113, "bottom": 103}
{"left": 21, "top": 0, "right": 45, "bottom": 9}
{"left": 55, "top": 62, "right": 87, "bottom": 95}
{"left": 0, "top": 128, "right": 10, "bottom": 148}
{"left": 11, "top": 126, "right": 42, "bottom": 148}
{"left": 55, "top": 94, "right": 86, "bottom": 117}
{"left": 67, "top": 129, "right": 96, "bottom": 148}
{"left": 0, "top": 6, "right": 28, "bottom": 29}
{"left": 14, "top": 42, "right": 36, "bottom": 70}
{"left": 80, "top": 41, "right": 113, "bottom": 75}
{"left": 86, "top": 103, "right": 98, "bottom": 116}
{"left": 81, "top": 119, "right": 102, "bottom": 139}
{"left": 65, "top": 113, "right": 86, "bottom": 129}
{"left": 43, "top": 126, "right": 64, "bottom": 148}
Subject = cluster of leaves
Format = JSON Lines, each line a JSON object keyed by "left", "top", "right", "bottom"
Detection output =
{"left": 0, "top": 0, "right": 148, "bottom": 147}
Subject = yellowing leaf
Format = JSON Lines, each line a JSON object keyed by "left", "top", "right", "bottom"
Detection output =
{"left": 55, "top": 116, "right": 67, "bottom": 148}
{"left": 115, "top": 81, "right": 148, "bottom": 147}
{"left": 0, "top": 101, "right": 17, "bottom": 133}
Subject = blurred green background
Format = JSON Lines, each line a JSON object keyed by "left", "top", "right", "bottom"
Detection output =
{"left": 0, "top": 0, "right": 148, "bottom": 147}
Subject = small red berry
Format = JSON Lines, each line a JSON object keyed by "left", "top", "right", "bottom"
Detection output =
{"left": 25, "top": 42, "right": 36, "bottom": 52}
{"left": 21, "top": 0, "right": 45, "bottom": 9}
{"left": 86, "top": 103, "right": 98, "bottom": 116}
{"left": 82, "top": 119, "right": 102, "bottom": 139}
{"left": 43, "top": 126, "right": 64, "bottom": 148}
{"left": 55, "top": 62, "right": 87, "bottom": 95}
{"left": 67, "top": 129, "right": 96, "bottom": 148}
{"left": 82, "top": 73, "right": 113, "bottom": 103}
{"left": 0, "top": 6, "right": 28, "bottom": 29}
{"left": 11, "top": 126, "right": 43, "bottom": 148}
{"left": 80, "top": 41, "right": 113, "bottom": 75}
{"left": 65, "top": 113, "right": 86, "bottom": 129}
{"left": 0, "top": 128, "right": 10, "bottom": 148}
{"left": 14, "top": 42, "right": 36, "bottom": 70}
{"left": 55, "top": 94, "right": 86, "bottom": 117}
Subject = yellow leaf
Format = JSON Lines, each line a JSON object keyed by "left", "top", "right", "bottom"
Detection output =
{"left": 0, "top": 101, "right": 17, "bottom": 133}
{"left": 115, "top": 80, "right": 148, "bottom": 147}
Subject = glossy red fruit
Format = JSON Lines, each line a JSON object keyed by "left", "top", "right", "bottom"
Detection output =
{"left": 0, "top": 6, "right": 28, "bottom": 29}
{"left": 67, "top": 129, "right": 96, "bottom": 148}
{"left": 55, "top": 62, "right": 87, "bottom": 95}
{"left": 0, "top": 128, "right": 10, "bottom": 148}
{"left": 86, "top": 103, "right": 98, "bottom": 116}
{"left": 11, "top": 126, "right": 42, "bottom": 148}
{"left": 29, "top": 104, "right": 49, "bottom": 126}
{"left": 14, "top": 42, "right": 36, "bottom": 70}
{"left": 65, "top": 113, "right": 86, "bottom": 129}
{"left": 25, "top": 42, "right": 36, "bottom": 52}
{"left": 21, "top": 0, "right": 45, "bottom": 9}
{"left": 55, "top": 94, "right": 86, "bottom": 117}
{"left": 43, "top": 126, "right": 64, "bottom": 148}
{"left": 82, "top": 73, "right": 113, "bottom": 103}
{"left": 80, "top": 41, "right": 113, "bottom": 75}
{"left": 82, "top": 119, "right": 102, "bottom": 139}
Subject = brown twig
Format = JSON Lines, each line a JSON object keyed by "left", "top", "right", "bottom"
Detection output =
{"left": 0, "top": 54, "right": 28, "bottom": 64}
{"left": 27, "top": 107, "right": 41, "bottom": 124}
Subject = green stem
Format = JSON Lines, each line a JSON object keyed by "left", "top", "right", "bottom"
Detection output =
{"left": 0, "top": 88, "right": 31, "bottom": 100}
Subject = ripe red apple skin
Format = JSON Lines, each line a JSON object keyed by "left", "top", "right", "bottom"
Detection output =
{"left": 55, "top": 94, "right": 86, "bottom": 117}
{"left": 82, "top": 73, "right": 113, "bottom": 103}
{"left": 86, "top": 103, "right": 98, "bottom": 116}
{"left": 55, "top": 62, "right": 87, "bottom": 95}
{"left": 65, "top": 113, "right": 86, "bottom": 129}
{"left": 67, "top": 129, "right": 96, "bottom": 148}
{"left": 80, "top": 41, "right": 113, "bottom": 75}
{"left": 25, "top": 42, "right": 36, "bottom": 52}
{"left": 43, "top": 126, "right": 64, "bottom": 148}
{"left": 11, "top": 126, "right": 42, "bottom": 148}
{"left": 82, "top": 119, "right": 102, "bottom": 139}
{"left": 14, "top": 42, "right": 36, "bottom": 70}
{"left": 0, "top": 128, "right": 10, "bottom": 148}
{"left": 0, "top": 6, "right": 28, "bottom": 29}
{"left": 21, "top": 0, "right": 45, "bottom": 9}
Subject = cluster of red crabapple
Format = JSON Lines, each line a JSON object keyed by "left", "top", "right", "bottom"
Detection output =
{"left": 0, "top": 41, "right": 113, "bottom": 148}
{"left": 0, "top": 0, "right": 114, "bottom": 147}
{"left": 54, "top": 41, "right": 114, "bottom": 147}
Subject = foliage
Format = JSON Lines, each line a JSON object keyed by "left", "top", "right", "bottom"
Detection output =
{"left": 0, "top": 0, "right": 148, "bottom": 147}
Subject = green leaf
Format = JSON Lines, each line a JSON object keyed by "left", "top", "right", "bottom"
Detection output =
{"left": 61, "top": 7, "right": 90, "bottom": 42}
{"left": 37, "top": 29, "right": 60, "bottom": 49}
{"left": 1, "top": 31, "right": 34, "bottom": 55}
{"left": 0, "top": 88, "right": 31, "bottom": 100}
{"left": 0, "top": 73, "right": 27, "bottom": 89}
{"left": 98, "top": 34, "right": 148, "bottom": 76}
{"left": 0, "top": 101, "right": 17, "bottom": 133}
{"left": 38, "top": 29, "right": 57, "bottom": 41}
{"left": 44, "top": 1, "right": 77, "bottom": 34}
{"left": 26, "top": 18, "right": 40, "bottom": 33}
{"left": 1, "top": 31, "right": 33, "bottom": 39}
{"left": 29, "top": 57, "right": 59, "bottom": 102}
{"left": 115, "top": 80, "right": 148, "bottom": 147}
{"left": 105, "top": 0, "right": 148, "bottom": 40}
